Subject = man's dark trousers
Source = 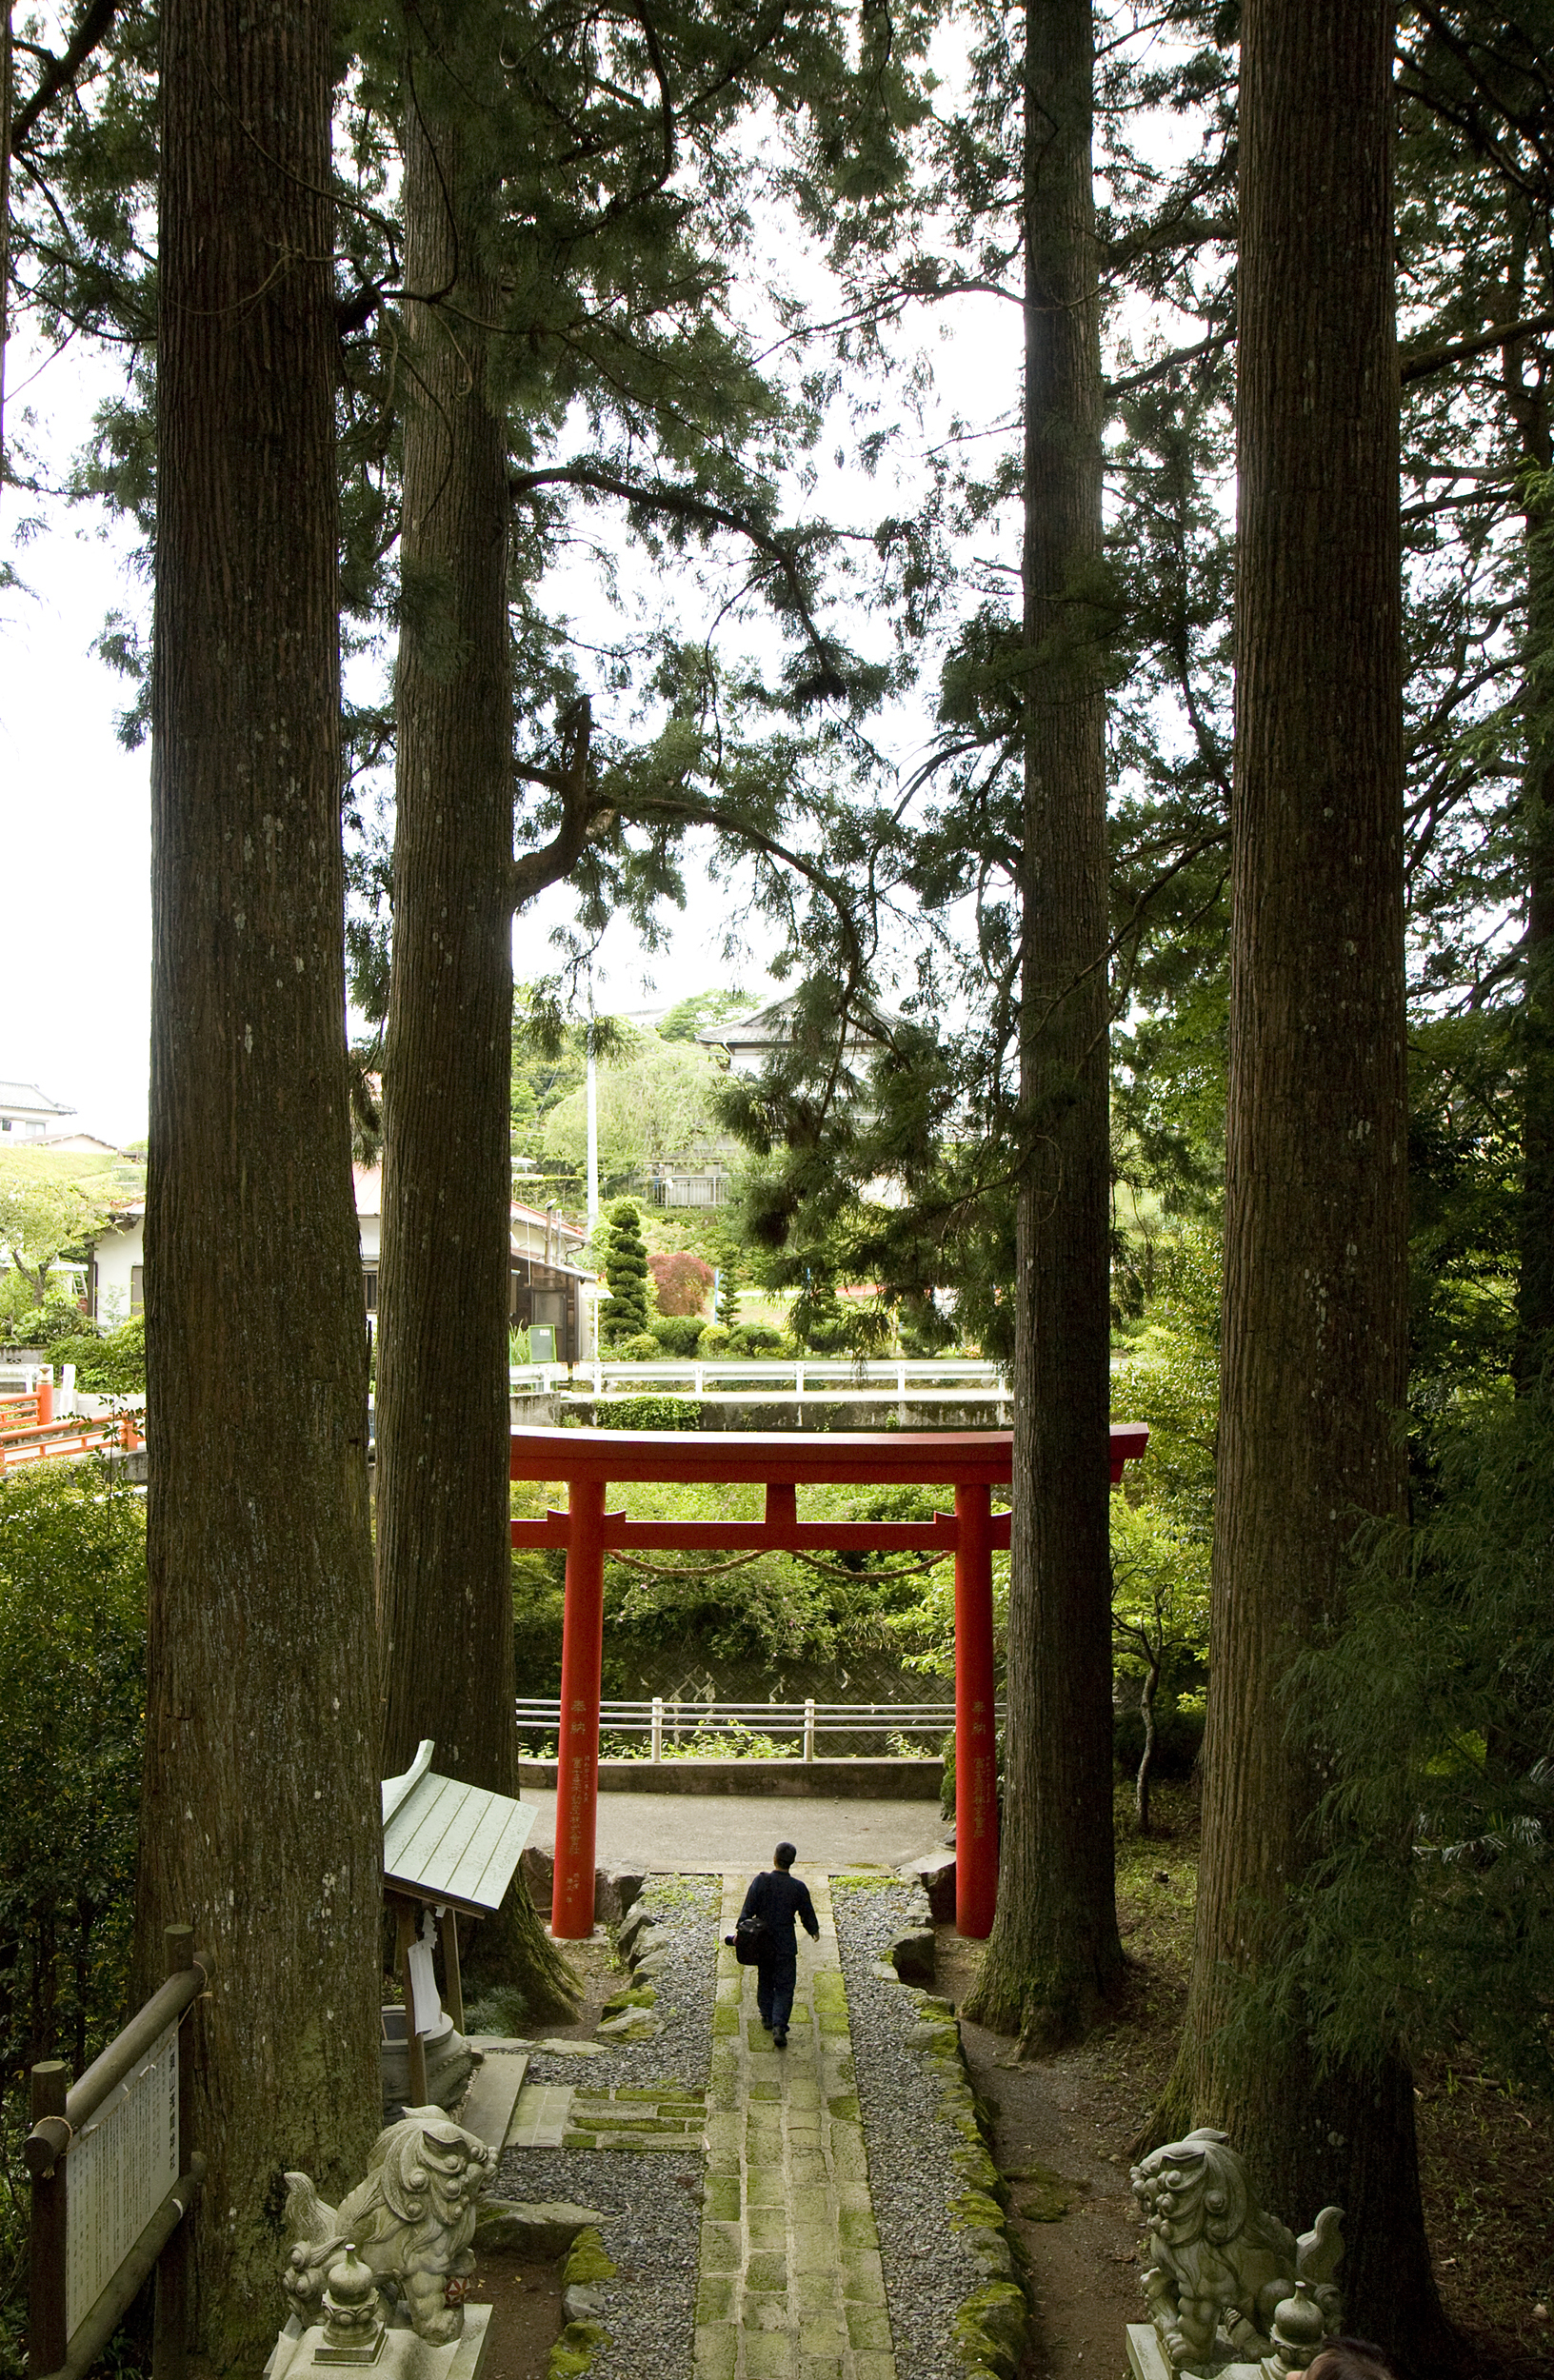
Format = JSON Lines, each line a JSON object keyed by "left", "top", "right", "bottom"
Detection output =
{"left": 755, "top": 1946, "right": 798, "bottom": 2035}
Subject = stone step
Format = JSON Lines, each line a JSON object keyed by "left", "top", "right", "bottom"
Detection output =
{"left": 508, "top": 2082, "right": 575, "bottom": 2150}
{"left": 459, "top": 2044, "right": 530, "bottom": 2153}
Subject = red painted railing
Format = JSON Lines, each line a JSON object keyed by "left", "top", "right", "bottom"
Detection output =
{"left": 511, "top": 1423, "right": 1148, "bottom": 1940}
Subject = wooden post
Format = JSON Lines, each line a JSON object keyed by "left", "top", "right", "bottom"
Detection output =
{"left": 29, "top": 2060, "right": 68, "bottom": 2379}
{"left": 953, "top": 1483, "right": 998, "bottom": 1938}
{"left": 392, "top": 1897, "right": 428, "bottom": 2106}
{"left": 437, "top": 1907, "right": 464, "bottom": 2038}
{"left": 552, "top": 1475, "right": 607, "bottom": 1938}
{"left": 152, "top": 1926, "right": 195, "bottom": 2380}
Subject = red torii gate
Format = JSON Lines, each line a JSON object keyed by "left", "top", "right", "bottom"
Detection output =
{"left": 510, "top": 1423, "right": 1148, "bottom": 1941}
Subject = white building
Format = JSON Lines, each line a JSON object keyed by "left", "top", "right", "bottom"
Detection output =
{"left": 0, "top": 1081, "right": 75, "bottom": 1141}
{"left": 84, "top": 1171, "right": 598, "bottom": 1356}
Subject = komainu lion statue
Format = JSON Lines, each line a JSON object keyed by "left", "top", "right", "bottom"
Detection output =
{"left": 282, "top": 2108, "right": 496, "bottom": 2346}
{"left": 1129, "top": 2127, "right": 1345, "bottom": 2372}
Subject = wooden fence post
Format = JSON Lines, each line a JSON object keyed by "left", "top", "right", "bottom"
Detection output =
{"left": 151, "top": 1926, "right": 195, "bottom": 2380}
{"left": 29, "top": 2060, "right": 69, "bottom": 2379}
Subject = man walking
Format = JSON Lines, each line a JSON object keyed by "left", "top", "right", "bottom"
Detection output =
{"left": 739, "top": 1841, "right": 819, "bottom": 2048}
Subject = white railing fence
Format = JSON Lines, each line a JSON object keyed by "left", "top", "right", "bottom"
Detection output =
{"left": 510, "top": 1357, "right": 1011, "bottom": 1406}
{"left": 515, "top": 1696, "right": 1001, "bottom": 1762}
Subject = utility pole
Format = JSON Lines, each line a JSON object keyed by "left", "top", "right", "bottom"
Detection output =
{"left": 586, "top": 1021, "right": 600, "bottom": 1234}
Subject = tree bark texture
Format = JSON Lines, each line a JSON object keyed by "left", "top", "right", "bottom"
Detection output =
{"left": 374, "top": 25, "right": 572, "bottom": 2013}
{"left": 962, "top": 0, "right": 1121, "bottom": 2048}
{"left": 141, "top": 5, "right": 382, "bottom": 2367}
{"left": 1511, "top": 350, "right": 1554, "bottom": 1374}
{"left": 1185, "top": 6, "right": 1456, "bottom": 2367}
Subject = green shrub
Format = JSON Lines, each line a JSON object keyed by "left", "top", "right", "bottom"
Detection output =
{"left": 0, "top": 1295, "right": 96, "bottom": 1354}
{"left": 69, "top": 1315, "right": 146, "bottom": 1393}
{"left": 592, "top": 1397, "right": 702, "bottom": 1431}
{"left": 617, "top": 1333, "right": 663, "bottom": 1361}
{"left": 1112, "top": 1699, "right": 1205, "bottom": 1781}
{"left": 696, "top": 1323, "right": 731, "bottom": 1357}
{"left": 0, "top": 1458, "right": 145, "bottom": 2294}
{"left": 649, "top": 1315, "right": 704, "bottom": 1357}
{"left": 727, "top": 1323, "right": 785, "bottom": 1357}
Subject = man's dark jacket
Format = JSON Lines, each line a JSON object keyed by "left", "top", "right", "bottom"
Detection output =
{"left": 739, "top": 1869, "right": 820, "bottom": 1954}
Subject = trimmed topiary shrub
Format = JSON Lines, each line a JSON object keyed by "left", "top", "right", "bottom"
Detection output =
{"left": 616, "top": 1333, "right": 663, "bottom": 1360}
{"left": 727, "top": 1323, "right": 785, "bottom": 1357}
{"left": 696, "top": 1323, "right": 731, "bottom": 1357}
{"left": 592, "top": 1397, "right": 701, "bottom": 1431}
{"left": 649, "top": 1314, "right": 705, "bottom": 1357}
{"left": 601, "top": 1200, "right": 651, "bottom": 1343}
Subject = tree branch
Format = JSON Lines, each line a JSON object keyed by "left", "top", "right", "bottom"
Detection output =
{"left": 508, "top": 458, "right": 847, "bottom": 692}
{"left": 10, "top": 0, "right": 123, "bottom": 152}
{"left": 1401, "top": 309, "right": 1554, "bottom": 387}
{"left": 510, "top": 696, "right": 599, "bottom": 909}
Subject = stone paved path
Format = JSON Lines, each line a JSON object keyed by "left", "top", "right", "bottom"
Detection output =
{"left": 694, "top": 1872, "right": 897, "bottom": 2380}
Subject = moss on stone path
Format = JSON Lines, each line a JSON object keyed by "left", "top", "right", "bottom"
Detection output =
{"left": 694, "top": 1874, "right": 895, "bottom": 2380}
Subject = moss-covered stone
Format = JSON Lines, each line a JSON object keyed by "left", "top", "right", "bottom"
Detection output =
{"left": 561, "top": 2227, "right": 618, "bottom": 2290}
{"left": 951, "top": 2281, "right": 1026, "bottom": 2378}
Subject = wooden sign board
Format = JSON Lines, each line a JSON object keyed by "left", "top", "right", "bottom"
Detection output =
{"left": 381, "top": 1739, "right": 536, "bottom": 1916}
{"left": 66, "top": 2020, "right": 179, "bottom": 2342}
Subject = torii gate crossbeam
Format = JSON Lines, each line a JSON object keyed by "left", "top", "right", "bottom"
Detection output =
{"left": 510, "top": 1424, "right": 1147, "bottom": 1940}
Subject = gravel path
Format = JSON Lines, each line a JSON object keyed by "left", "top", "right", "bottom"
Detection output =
{"left": 832, "top": 1880, "right": 983, "bottom": 2380}
{"left": 488, "top": 2146, "right": 703, "bottom": 2380}
{"left": 497, "top": 1872, "right": 720, "bottom": 2380}
{"left": 524, "top": 1872, "right": 721, "bottom": 2092}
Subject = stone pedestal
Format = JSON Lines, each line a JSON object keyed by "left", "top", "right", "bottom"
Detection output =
{"left": 1126, "top": 2325, "right": 1273, "bottom": 2380}
{"left": 265, "top": 2306, "right": 491, "bottom": 2380}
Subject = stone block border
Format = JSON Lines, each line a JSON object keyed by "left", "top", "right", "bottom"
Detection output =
{"left": 834, "top": 1879, "right": 1028, "bottom": 2380}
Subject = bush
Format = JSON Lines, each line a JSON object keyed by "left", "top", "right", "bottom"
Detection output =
{"left": 592, "top": 1397, "right": 702, "bottom": 1430}
{"left": 696, "top": 1323, "right": 731, "bottom": 1357}
{"left": 648, "top": 1251, "right": 713, "bottom": 1317}
{"left": 0, "top": 1295, "right": 95, "bottom": 1354}
{"left": 617, "top": 1333, "right": 663, "bottom": 1361}
{"left": 1112, "top": 1699, "right": 1205, "bottom": 1782}
{"left": 0, "top": 1460, "right": 144, "bottom": 2160}
{"left": 727, "top": 1323, "right": 786, "bottom": 1357}
{"left": 649, "top": 1315, "right": 705, "bottom": 1357}
{"left": 70, "top": 1315, "right": 146, "bottom": 1393}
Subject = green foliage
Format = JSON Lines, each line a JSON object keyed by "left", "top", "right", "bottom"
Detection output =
{"left": 715, "top": 1260, "right": 740, "bottom": 1332}
{"left": 70, "top": 1317, "right": 146, "bottom": 1394}
{"left": 600, "top": 1200, "right": 651, "bottom": 1343}
{"left": 592, "top": 1397, "right": 702, "bottom": 1430}
{"left": 696, "top": 1324, "right": 731, "bottom": 1357}
{"left": 615, "top": 1335, "right": 665, "bottom": 1361}
{"left": 0, "top": 1155, "right": 122, "bottom": 1310}
{"left": 543, "top": 1035, "right": 730, "bottom": 1186}
{"left": 0, "top": 1460, "right": 145, "bottom": 2172}
{"left": 648, "top": 1315, "right": 706, "bottom": 1356}
{"left": 0, "top": 1293, "right": 96, "bottom": 1354}
{"left": 727, "top": 1323, "right": 787, "bottom": 1357}
{"left": 1261, "top": 1379, "right": 1554, "bottom": 2099}
{"left": 657, "top": 990, "right": 754, "bottom": 1044}
{"left": 1110, "top": 1232, "right": 1220, "bottom": 1546}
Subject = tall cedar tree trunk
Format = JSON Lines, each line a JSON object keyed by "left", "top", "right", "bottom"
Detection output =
{"left": 1184, "top": 6, "right": 1459, "bottom": 2368}
{"left": 1509, "top": 334, "right": 1554, "bottom": 1374}
{"left": 375, "top": 26, "right": 573, "bottom": 2011}
{"left": 139, "top": 4, "right": 383, "bottom": 2365}
{"left": 961, "top": 0, "right": 1122, "bottom": 2048}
